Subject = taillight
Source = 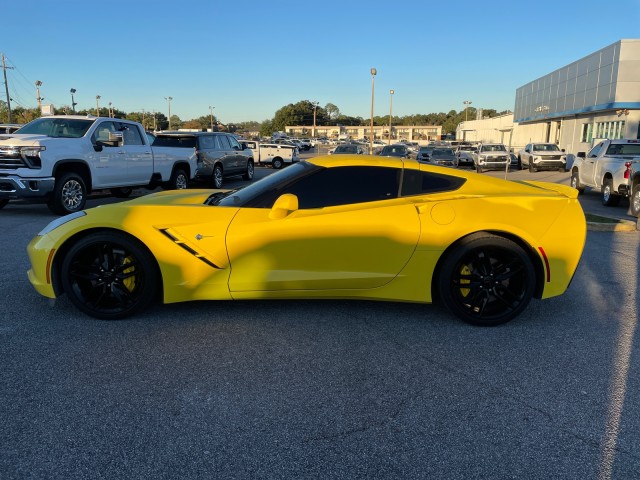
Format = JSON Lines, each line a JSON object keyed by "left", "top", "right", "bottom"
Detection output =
{"left": 624, "top": 162, "right": 631, "bottom": 179}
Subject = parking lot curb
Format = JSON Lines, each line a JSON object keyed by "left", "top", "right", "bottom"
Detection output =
{"left": 586, "top": 220, "right": 638, "bottom": 232}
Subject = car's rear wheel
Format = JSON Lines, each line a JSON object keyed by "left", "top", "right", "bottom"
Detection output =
{"left": 436, "top": 234, "right": 535, "bottom": 326}
{"left": 165, "top": 167, "right": 188, "bottom": 190}
{"left": 212, "top": 164, "right": 224, "bottom": 189}
{"left": 272, "top": 158, "right": 284, "bottom": 169}
{"left": 601, "top": 178, "right": 621, "bottom": 206}
{"left": 517, "top": 157, "right": 522, "bottom": 170}
{"left": 529, "top": 161, "right": 536, "bottom": 172}
{"left": 243, "top": 160, "right": 254, "bottom": 181}
{"left": 61, "top": 232, "right": 159, "bottom": 320}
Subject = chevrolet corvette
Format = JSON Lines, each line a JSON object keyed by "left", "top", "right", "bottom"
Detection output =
{"left": 27, "top": 155, "right": 586, "bottom": 326}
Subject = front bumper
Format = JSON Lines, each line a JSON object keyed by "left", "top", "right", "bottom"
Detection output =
{"left": 0, "top": 174, "right": 55, "bottom": 200}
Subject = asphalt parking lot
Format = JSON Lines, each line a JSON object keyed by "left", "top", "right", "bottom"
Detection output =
{"left": 1, "top": 160, "right": 639, "bottom": 479}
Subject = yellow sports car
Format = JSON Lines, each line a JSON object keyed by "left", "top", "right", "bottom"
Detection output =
{"left": 27, "top": 155, "right": 586, "bottom": 326}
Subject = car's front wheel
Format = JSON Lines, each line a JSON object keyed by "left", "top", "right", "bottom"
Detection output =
{"left": 436, "top": 233, "right": 535, "bottom": 326}
{"left": 212, "top": 164, "right": 224, "bottom": 189}
{"left": 601, "top": 178, "right": 621, "bottom": 206}
{"left": 570, "top": 170, "right": 584, "bottom": 194}
{"left": 243, "top": 160, "right": 254, "bottom": 181}
{"left": 48, "top": 172, "right": 87, "bottom": 215}
{"left": 60, "top": 232, "right": 159, "bottom": 320}
{"left": 631, "top": 183, "right": 640, "bottom": 217}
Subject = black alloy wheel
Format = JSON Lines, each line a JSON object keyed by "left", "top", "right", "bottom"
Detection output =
{"left": 61, "top": 232, "right": 159, "bottom": 320}
{"left": 437, "top": 234, "right": 535, "bottom": 326}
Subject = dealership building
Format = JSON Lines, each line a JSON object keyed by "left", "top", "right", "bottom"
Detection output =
{"left": 456, "top": 39, "right": 640, "bottom": 154}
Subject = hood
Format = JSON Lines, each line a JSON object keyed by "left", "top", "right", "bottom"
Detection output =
{"left": 113, "top": 189, "right": 222, "bottom": 207}
{"left": 0, "top": 134, "right": 46, "bottom": 146}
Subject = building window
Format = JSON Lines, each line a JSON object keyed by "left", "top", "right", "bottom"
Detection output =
{"left": 594, "top": 121, "right": 625, "bottom": 140}
{"left": 580, "top": 123, "right": 593, "bottom": 143}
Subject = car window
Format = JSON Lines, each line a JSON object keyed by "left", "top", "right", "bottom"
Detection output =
{"left": 228, "top": 136, "right": 241, "bottom": 150}
{"left": 119, "top": 123, "right": 144, "bottom": 145}
{"left": 218, "top": 135, "right": 231, "bottom": 150}
{"left": 153, "top": 135, "right": 197, "bottom": 148}
{"left": 198, "top": 135, "right": 216, "bottom": 149}
{"left": 587, "top": 142, "right": 604, "bottom": 158}
{"left": 93, "top": 121, "right": 118, "bottom": 143}
{"left": 401, "top": 170, "right": 466, "bottom": 196}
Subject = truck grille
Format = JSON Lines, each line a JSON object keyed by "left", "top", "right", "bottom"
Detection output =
{"left": 0, "top": 148, "right": 25, "bottom": 169}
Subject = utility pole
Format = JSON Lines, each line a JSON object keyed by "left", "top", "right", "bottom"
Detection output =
{"left": 95, "top": 95, "right": 101, "bottom": 116}
{"left": 2, "top": 53, "right": 14, "bottom": 123}
{"left": 165, "top": 96, "right": 173, "bottom": 130}
{"left": 209, "top": 105, "right": 215, "bottom": 131}
{"left": 35, "top": 80, "right": 43, "bottom": 111}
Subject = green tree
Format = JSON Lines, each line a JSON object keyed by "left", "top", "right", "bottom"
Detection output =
{"left": 324, "top": 102, "right": 340, "bottom": 120}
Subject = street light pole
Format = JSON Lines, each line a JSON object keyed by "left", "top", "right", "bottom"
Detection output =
{"left": 209, "top": 105, "right": 215, "bottom": 131}
{"left": 108, "top": 102, "right": 113, "bottom": 118}
{"left": 370, "top": 67, "right": 377, "bottom": 154}
{"left": 70, "top": 89, "right": 77, "bottom": 113}
{"left": 388, "top": 89, "right": 394, "bottom": 145}
{"left": 35, "top": 80, "right": 43, "bottom": 111}
{"left": 463, "top": 100, "right": 472, "bottom": 121}
{"left": 312, "top": 101, "right": 319, "bottom": 139}
{"left": 95, "top": 95, "right": 101, "bottom": 116}
{"left": 165, "top": 96, "right": 173, "bottom": 130}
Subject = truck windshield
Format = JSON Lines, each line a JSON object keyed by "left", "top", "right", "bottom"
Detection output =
{"left": 16, "top": 118, "right": 95, "bottom": 138}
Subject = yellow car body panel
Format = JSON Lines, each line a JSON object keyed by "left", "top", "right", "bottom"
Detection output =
{"left": 26, "top": 155, "right": 587, "bottom": 322}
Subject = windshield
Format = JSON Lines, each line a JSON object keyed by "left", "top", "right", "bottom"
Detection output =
{"left": 16, "top": 117, "right": 95, "bottom": 138}
{"left": 335, "top": 145, "right": 358, "bottom": 153}
{"left": 210, "top": 161, "right": 322, "bottom": 207}
{"left": 432, "top": 149, "right": 455, "bottom": 158}
{"left": 533, "top": 144, "right": 560, "bottom": 152}
{"left": 481, "top": 144, "right": 507, "bottom": 152}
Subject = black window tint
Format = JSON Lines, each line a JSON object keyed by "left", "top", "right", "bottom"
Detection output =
{"left": 401, "top": 170, "right": 466, "bottom": 196}
{"left": 198, "top": 135, "right": 215, "bottom": 149}
{"left": 285, "top": 166, "right": 400, "bottom": 209}
{"left": 228, "top": 136, "right": 241, "bottom": 150}
{"left": 153, "top": 136, "right": 197, "bottom": 148}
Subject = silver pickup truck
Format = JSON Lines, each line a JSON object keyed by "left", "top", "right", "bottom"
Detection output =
{"left": 0, "top": 116, "right": 197, "bottom": 214}
{"left": 570, "top": 139, "right": 640, "bottom": 207}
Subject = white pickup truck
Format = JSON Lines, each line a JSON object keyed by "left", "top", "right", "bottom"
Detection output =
{"left": 570, "top": 139, "right": 640, "bottom": 206}
{"left": 0, "top": 116, "right": 197, "bottom": 214}
{"left": 239, "top": 140, "right": 299, "bottom": 169}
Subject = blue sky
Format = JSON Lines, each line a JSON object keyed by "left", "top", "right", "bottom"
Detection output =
{"left": 2, "top": 0, "right": 639, "bottom": 124}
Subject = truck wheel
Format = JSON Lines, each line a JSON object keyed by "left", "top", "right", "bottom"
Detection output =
{"left": 601, "top": 178, "right": 621, "bottom": 207}
{"left": 242, "top": 160, "right": 254, "bottom": 181}
{"left": 48, "top": 172, "right": 87, "bottom": 215}
{"left": 272, "top": 158, "right": 284, "bottom": 170}
{"left": 212, "top": 165, "right": 224, "bottom": 189}
{"left": 570, "top": 171, "right": 584, "bottom": 194}
{"left": 528, "top": 161, "right": 535, "bottom": 172}
{"left": 110, "top": 187, "right": 133, "bottom": 198}
{"left": 517, "top": 157, "right": 522, "bottom": 170}
{"left": 0, "top": 199, "right": 8, "bottom": 209}
{"left": 631, "top": 183, "right": 640, "bottom": 217}
{"left": 164, "top": 168, "right": 188, "bottom": 190}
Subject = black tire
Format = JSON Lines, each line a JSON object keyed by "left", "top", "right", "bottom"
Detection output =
{"left": 110, "top": 187, "right": 133, "bottom": 198}
{"left": 570, "top": 170, "right": 584, "bottom": 194}
{"left": 0, "top": 199, "right": 8, "bottom": 209}
{"left": 476, "top": 165, "right": 483, "bottom": 174}
{"left": 272, "top": 158, "right": 284, "bottom": 170}
{"left": 165, "top": 167, "right": 188, "bottom": 190}
{"left": 212, "top": 164, "right": 224, "bottom": 189}
{"left": 601, "top": 178, "right": 621, "bottom": 206}
{"left": 48, "top": 172, "right": 87, "bottom": 215}
{"left": 517, "top": 157, "right": 522, "bottom": 170}
{"left": 528, "top": 161, "right": 535, "bottom": 173}
{"left": 242, "top": 160, "right": 254, "bottom": 181}
{"left": 60, "top": 232, "right": 159, "bottom": 320}
{"left": 436, "top": 234, "right": 535, "bottom": 326}
{"left": 631, "top": 182, "right": 640, "bottom": 217}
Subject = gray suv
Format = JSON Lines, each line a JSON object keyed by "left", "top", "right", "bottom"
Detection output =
{"left": 153, "top": 132, "right": 254, "bottom": 188}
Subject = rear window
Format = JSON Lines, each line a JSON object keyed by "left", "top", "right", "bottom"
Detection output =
{"left": 153, "top": 135, "right": 197, "bottom": 148}
{"left": 605, "top": 143, "right": 640, "bottom": 156}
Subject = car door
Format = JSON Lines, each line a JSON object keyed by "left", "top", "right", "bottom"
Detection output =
{"left": 582, "top": 141, "right": 604, "bottom": 186}
{"left": 217, "top": 134, "right": 236, "bottom": 174}
{"left": 120, "top": 122, "right": 153, "bottom": 184}
{"left": 225, "top": 165, "right": 420, "bottom": 292}
{"left": 88, "top": 120, "right": 127, "bottom": 188}
{"left": 227, "top": 135, "right": 246, "bottom": 173}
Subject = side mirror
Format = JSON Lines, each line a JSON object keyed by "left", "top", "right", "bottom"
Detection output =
{"left": 269, "top": 193, "right": 299, "bottom": 219}
{"left": 577, "top": 152, "right": 586, "bottom": 158}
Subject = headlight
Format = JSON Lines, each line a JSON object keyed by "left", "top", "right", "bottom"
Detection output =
{"left": 37, "top": 211, "right": 86, "bottom": 236}
{"left": 20, "top": 146, "right": 46, "bottom": 167}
